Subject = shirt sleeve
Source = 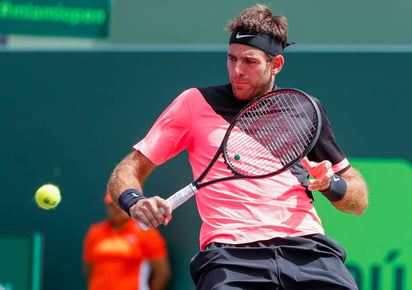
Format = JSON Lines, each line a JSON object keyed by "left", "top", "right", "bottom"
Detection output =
{"left": 307, "top": 98, "right": 350, "bottom": 174}
{"left": 133, "top": 88, "right": 198, "bottom": 166}
{"left": 139, "top": 228, "right": 168, "bottom": 260}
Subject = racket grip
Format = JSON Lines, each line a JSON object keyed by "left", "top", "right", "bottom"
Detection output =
{"left": 166, "top": 183, "right": 198, "bottom": 210}
{"left": 138, "top": 183, "right": 197, "bottom": 230}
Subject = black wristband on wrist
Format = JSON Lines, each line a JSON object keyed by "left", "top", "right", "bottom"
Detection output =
{"left": 320, "top": 174, "right": 347, "bottom": 202}
{"left": 118, "top": 188, "right": 146, "bottom": 216}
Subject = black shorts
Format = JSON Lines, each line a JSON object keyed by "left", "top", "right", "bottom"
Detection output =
{"left": 190, "top": 234, "right": 358, "bottom": 290}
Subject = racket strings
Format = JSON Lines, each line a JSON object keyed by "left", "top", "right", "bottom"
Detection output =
{"left": 273, "top": 92, "right": 317, "bottom": 155}
{"left": 226, "top": 91, "right": 318, "bottom": 176}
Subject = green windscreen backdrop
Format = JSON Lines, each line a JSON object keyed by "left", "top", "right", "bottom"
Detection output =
{"left": 103, "top": 0, "right": 412, "bottom": 45}
{"left": 0, "top": 47, "right": 411, "bottom": 290}
{"left": 315, "top": 159, "right": 411, "bottom": 290}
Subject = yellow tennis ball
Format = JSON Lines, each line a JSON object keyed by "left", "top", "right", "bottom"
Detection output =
{"left": 34, "top": 184, "right": 61, "bottom": 210}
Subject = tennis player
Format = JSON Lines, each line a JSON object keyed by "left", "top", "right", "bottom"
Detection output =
{"left": 109, "top": 4, "right": 368, "bottom": 289}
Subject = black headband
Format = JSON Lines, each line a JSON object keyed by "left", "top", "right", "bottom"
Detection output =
{"left": 229, "top": 28, "right": 292, "bottom": 56}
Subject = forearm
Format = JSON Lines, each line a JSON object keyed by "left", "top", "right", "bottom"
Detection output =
{"left": 108, "top": 151, "right": 155, "bottom": 207}
{"left": 108, "top": 151, "right": 170, "bottom": 227}
{"left": 150, "top": 275, "right": 171, "bottom": 290}
{"left": 149, "top": 259, "right": 172, "bottom": 290}
{"left": 332, "top": 167, "right": 368, "bottom": 215}
{"left": 83, "top": 262, "right": 92, "bottom": 280}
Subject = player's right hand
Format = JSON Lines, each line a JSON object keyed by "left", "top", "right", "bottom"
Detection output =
{"left": 129, "top": 196, "right": 172, "bottom": 228}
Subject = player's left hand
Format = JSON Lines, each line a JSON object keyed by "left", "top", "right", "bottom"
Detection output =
{"left": 301, "top": 157, "right": 334, "bottom": 191}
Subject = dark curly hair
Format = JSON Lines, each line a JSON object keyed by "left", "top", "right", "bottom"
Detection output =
{"left": 226, "top": 4, "right": 288, "bottom": 48}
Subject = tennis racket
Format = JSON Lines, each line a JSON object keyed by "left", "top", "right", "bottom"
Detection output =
{"left": 140, "top": 88, "right": 321, "bottom": 228}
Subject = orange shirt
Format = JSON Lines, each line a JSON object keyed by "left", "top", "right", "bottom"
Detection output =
{"left": 83, "top": 219, "right": 168, "bottom": 290}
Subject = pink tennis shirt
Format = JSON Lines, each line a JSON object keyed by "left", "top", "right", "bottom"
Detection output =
{"left": 134, "top": 87, "right": 349, "bottom": 250}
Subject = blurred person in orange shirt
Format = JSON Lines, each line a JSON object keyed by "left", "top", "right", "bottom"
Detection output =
{"left": 83, "top": 188, "right": 171, "bottom": 290}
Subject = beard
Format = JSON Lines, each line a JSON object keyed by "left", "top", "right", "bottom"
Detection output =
{"left": 231, "top": 70, "right": 274, "bottom": 101}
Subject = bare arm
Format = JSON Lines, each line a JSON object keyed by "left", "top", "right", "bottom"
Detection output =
{"left": 331, "top": 166, "right": 368, "bottom": 215}
{"left": 108, "top": 151, "right": 172, "bottom": 228}
{"left": 148, "top": 258, "right": 172, "bottom": 290}
{"left": 301, "top": 158, "right": 368, "bottom": 215}
{"left": 83, "top": 261, "right": 92, "bottom": 280}
{"left": 108, "top": 151, "right": 155, "bottom": 202}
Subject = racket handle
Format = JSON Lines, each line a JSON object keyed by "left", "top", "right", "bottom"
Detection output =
{"left": 167, "top": 183, "right": 198, "bottom": 210}
{"left": 138, "top": 183, "right": 198, "bottom": 230}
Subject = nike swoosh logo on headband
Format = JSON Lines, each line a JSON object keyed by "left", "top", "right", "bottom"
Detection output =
{"left": 235, "top": 32, "right": 255, "bottom": 39}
